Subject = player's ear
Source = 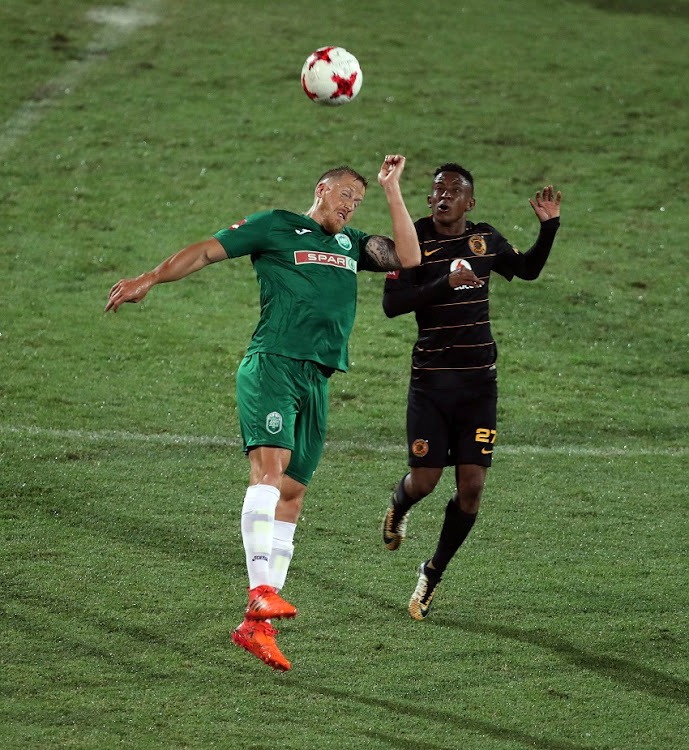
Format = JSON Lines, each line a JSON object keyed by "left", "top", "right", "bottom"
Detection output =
{"left": 467, "top": 197, "right": 476, "bottom": 212}
{"left": 427, "top": 194, "right": 432, "bottom": 207}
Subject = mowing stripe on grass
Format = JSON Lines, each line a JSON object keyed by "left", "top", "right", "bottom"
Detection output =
{"left": 1, "top": 423, "right": 686, "bottom": 457}
{"left": 0, "top": 1, "right": 162, "bottom": 159}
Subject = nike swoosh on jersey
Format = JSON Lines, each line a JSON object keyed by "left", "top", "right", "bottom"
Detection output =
{"left": 481, "top": 447, "right": 493, "bottom": 454}
{"left": 423, "top": 247, "right": 441, "bottom": 256}
{"left": 295, "top": 228, "right": 312, "bottom": 235}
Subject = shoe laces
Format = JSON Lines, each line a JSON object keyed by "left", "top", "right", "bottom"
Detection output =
{"left": 250, "top": 584, "right": 275, "bottom": 598}
{"left": 419, "top": 564, "right": 441, "bottom": 601}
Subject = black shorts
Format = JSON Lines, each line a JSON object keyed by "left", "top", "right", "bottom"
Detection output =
{"left": 406, "top": 379, "right": 497, "bottom": 468}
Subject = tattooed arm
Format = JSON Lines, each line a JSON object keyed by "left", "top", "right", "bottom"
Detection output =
{"left": 362, "top": 235, "right": 406, "bottom": 271}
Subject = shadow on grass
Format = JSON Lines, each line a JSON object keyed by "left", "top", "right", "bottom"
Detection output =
{"left": 363, "top": 731, "right": 473, "bottom": 750}
{"left": 566, "top": 0, "right": 689, "bottom": 19}
{"left": 435, "top": 615, "right": 689, "bottom": 707}
{"left": 296, "top": 567, "right": 689, "bottom": 709}
{"left": 288, "top": 679, "right": 600, "bottom": 750}
{"left": 10, "top": 491, "right": 688, "bottom": 710}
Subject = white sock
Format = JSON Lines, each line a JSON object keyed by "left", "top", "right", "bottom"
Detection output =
{"left": 241, "top": 484, "right": 280, "bottom": 589}
{"left": 269, "top": 521, "right": 296, "bottom": 592}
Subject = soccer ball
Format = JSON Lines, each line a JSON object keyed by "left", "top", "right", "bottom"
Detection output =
{"left": 301, "top": 46, "right": 363, "bottom": 106}
{"left": 450, "top": 259, "right": 473, "bottom": 290}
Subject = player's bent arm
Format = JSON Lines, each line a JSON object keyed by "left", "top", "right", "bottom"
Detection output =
{"left": 514, "top": 217, "right": 560, "bottom": 281}
{"left": 362, "top": 215, "right": 420, "bottom": 271}
{"left": 105, "top": 237, "right": 227, "bottom": 312}
{"left": 375, "top": 154, "right": 421, "bottom": 269}
{"left": 382, "top": 276, "right": 453, "bottom": 317}
{"left": 363, "top": 236, "right": 404, "bottom": 271}
{"left": 385, "top": 192, "right": 421, "bottom": 268}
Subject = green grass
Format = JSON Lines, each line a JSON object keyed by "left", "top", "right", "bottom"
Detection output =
{"left": 1, "top": 0, "right": 688, "bottom": 748}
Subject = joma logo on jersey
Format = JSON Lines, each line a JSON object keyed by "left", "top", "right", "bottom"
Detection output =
{"left": 294, "top": 251, "right": 356, "bottom": 273}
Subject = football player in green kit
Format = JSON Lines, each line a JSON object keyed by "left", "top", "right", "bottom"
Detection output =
{"left": 105, "top": 155, "right": 421, "bottom": 671}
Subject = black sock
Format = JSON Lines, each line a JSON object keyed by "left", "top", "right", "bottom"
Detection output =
{"left": 429, "top": 497, "right": 477, "bottom": 576}
{"left": 391, "top": 474, "right": 422, "bottom": 523}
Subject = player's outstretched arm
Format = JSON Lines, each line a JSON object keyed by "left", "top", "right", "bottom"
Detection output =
{"left": 374, "top": 154, "right": 420, "bottom": 269}
{"left": 513, "top": 186, "right": 562, "bottom": 281}
{"left": 528, "top": 185, "right": 562, "bottom": 222}
{"left": 105, "top": 237, "right": 227, "bottom": 312}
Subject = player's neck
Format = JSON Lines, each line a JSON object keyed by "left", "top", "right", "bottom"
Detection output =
{"left": 432, "top": 216, "right": 468, "bottom": 236}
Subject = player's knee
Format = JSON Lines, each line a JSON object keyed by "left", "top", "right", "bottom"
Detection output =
{"left": 457, "top": 482, "right": 483, "bottom": 514}
{"left": 254, "top": 470, "right": 286, "bottom": 489}
{"left": 249, "top": 447, "right": 292, "bottom": 487}
{"left": 408, "top": 472, "right": 441, "bottom": 499}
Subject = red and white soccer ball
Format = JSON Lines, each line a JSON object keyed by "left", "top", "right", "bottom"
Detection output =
{"left": 301, "top": 46, "right": 363, "bottom": 106}
{"left": 450, "top": 259, "right": 473, "bottom": 290}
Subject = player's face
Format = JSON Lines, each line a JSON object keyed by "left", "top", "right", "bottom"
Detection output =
{"left": 428, "top": 172, "right": 475, "bottom": 230}
{"left": 313, "top": 175, "right": 366, "bottom": 234}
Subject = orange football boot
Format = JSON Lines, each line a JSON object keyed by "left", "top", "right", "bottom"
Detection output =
{"left": 231, "top": 619, "right": 291, "bottom": 672}
{"left": 245, "top": 585, "right": 297, "bottom": 621}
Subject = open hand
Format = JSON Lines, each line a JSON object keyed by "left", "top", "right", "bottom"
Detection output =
{"left": 529, "top": 185, "right": 561, "bottom": 222}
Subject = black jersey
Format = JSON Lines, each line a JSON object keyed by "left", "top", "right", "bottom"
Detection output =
{"left": 384, "top": 216, "right": 551, "bottom": 388}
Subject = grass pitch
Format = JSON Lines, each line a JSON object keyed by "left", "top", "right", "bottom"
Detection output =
{"left": 1, "top": 1, "right": 688, "bottom": 748}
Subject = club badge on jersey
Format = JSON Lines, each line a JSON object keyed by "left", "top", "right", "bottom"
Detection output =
{"left": 468, "top": 235, "right": 487, "bottom": 256}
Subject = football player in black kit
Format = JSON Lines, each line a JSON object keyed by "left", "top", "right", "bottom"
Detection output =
{"left": 382, "top": 163, "right": 561, "bottom": 620}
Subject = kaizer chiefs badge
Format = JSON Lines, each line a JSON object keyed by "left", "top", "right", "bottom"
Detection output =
{"left": 411, "top": 439, "right": 429, "bottom": 457}
{"left": 468, "top": 235, "right": 487, "bottom": 256}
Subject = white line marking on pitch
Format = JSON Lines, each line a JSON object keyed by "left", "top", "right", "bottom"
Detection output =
{"left": 0, "top": 1, "right": 161, "bottom": 159}
{"left": 1, "top": 424, "right": 686, "bottom": 458}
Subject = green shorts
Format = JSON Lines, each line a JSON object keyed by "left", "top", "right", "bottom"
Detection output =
{"left": 235, "top": 352, "right": 330, "bottom": 486}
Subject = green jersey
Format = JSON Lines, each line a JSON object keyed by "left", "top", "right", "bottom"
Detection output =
{"left": 214, "top": 210, "right": 372, "bottom": 372}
